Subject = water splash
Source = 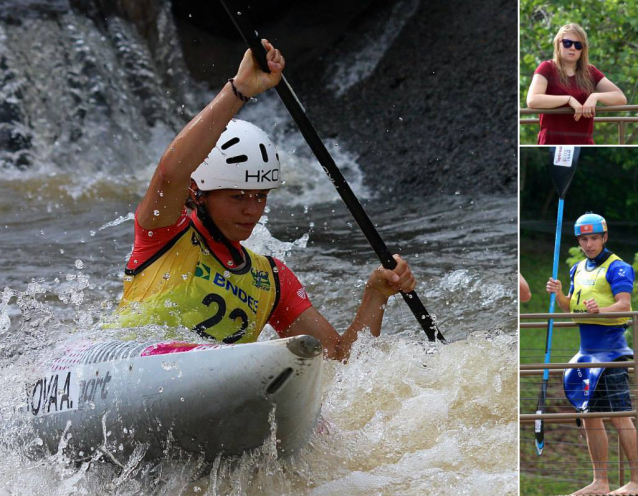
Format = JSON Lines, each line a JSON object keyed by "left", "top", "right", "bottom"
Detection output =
{"left": 243, "top": 217, "right": 309, "bottom": 260}
{"left": 96, "top": 213, "right": 135, "bottom": 233}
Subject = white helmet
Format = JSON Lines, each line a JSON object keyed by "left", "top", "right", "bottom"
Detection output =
{"left": 191, "top": 119, "right": 281, "bottom": 191}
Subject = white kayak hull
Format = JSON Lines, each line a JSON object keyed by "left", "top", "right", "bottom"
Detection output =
{"left": 23, "top": 335, "right": 323, "bottom": 461}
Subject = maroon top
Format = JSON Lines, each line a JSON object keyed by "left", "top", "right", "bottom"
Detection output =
{"left": 533, "top": 60, "right": 605, "bottom": 144}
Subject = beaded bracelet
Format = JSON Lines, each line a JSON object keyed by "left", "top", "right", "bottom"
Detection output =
{"left": 228, "top": 78, "right": 251, "bottom": 102}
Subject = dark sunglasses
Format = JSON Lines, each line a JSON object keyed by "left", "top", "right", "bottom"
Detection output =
{"left": 561, "top": 39, "right": 583, "bottom": 50}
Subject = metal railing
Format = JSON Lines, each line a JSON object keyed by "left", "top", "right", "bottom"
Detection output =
{"left": 520, "top": 311, "right": 638, "bottom": 488}
{"left": 520, "top": 105, "right": 638, "bottom": 144}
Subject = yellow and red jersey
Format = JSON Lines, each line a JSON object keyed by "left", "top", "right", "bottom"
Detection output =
{"left": 115, "top": 209, "right": 312, "bottom": 342}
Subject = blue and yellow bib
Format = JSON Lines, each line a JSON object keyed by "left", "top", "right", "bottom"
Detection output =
{"left": 570, "top": 254, "right": 631, "bottom": 326}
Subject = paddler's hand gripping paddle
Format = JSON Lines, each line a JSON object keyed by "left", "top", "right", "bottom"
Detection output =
{"left": 535, "top": 146, "right": 580, "bottom": 455}
{"left": 219, "top": 1, "right": 446, "bottom": 343}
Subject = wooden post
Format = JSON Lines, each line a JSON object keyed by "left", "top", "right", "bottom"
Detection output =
{"left": 620, "top": 433, "right": 625, "bottom": 487}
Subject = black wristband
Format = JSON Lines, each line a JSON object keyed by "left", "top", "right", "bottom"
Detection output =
{"left": 228, "top": 78, "right": 251, "bottom": 102}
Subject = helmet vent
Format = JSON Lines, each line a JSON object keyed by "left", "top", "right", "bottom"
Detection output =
{"left": 226, "top": 155, "right": 248, "bottom": 164}
{"left": 221, "top": 137, "right": 240, "bottom": 150}
{"left": 259, "top": 143, "right": 269, "bottom": 162}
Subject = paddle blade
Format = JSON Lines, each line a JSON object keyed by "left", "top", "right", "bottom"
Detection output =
{"left": 534, "top": 420, "right": 544, "bottom": 456}
{"left": 548, "top": 146, "right": 580, "bottom": 199}
{"left": 534, "top": 382, "right": 548, "bottom": 456}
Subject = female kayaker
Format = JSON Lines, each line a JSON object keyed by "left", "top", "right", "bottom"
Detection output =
{"left": 526, "top": 23, "right": 626, "bottom": 144}
{"left": 114, "top": 40, "right": 417, "bottom": 361}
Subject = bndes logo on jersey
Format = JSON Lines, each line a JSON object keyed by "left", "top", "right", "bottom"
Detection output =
{"left": 245, "top": 169, "right": 279, "bottom": 183}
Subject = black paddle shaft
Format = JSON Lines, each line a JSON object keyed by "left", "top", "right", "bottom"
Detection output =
{"left": 220, "top": 1, "right": 445, "bottom": 343}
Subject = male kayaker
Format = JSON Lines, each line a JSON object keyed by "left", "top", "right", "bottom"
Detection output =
{"left": 546, "top": 213, "right": 637, "bottom": 495}
{"left": 114, "top": 41, "right": 417, "bottom": 361}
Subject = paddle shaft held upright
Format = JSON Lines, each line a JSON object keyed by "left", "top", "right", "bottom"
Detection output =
{"left": 545, "top": 198, "right": 564, "bottom": 372}
{"left": 535, "top": 146, "right": 580, "bottom": 455}
{"left": 220, "top": 1, "right": 445, "bottom": 342}
{"left": 534, "top": 198, "right": 564, "bottom": 454}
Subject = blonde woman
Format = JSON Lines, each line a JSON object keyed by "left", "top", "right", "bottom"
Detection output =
{"left": 526, "top": 23, "right": 626, "bottom": 144}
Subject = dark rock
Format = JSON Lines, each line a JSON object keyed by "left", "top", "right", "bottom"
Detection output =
{"left": 15, "top": 151, "right": 31, "bottom": 168}
{"left": 172, "top": 0, "right": 517, "bottom": 195}
{"left": 292, "top": 0, "right": 517, "bottom": 195}
{"left": 0, "top": 99, "right": 21, "bottom": 124}
{"left": 171, "top": 0, "right": 376, "bottom": 85}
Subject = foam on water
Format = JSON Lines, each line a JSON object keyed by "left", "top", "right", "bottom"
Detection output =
{"left": 0, "top": 190, "right": 517, "bottom": 494}
{"left": 0, "top": 329, "right": 517, "bottom": 495}
{"left": 1, "top": 95, "right": 368, "bottom": 211}
{"left": 440, "top": 269, "right": 512, "bottom": 310}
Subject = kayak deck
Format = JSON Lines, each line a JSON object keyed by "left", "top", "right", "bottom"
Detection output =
{"left": 24, "top": 335, "right": 324, "bottom": 461}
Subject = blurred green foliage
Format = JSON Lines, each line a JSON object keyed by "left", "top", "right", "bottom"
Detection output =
{"left": 520, "top": 0, "right": 638, "bottom": 144}
{"left": 520, "top": 147, "right": 638, "bottom": 220}
{"left": 565, "top": 246, "right": 585, "bottom": 268}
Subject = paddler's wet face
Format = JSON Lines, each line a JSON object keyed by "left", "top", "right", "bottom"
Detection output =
{"left": 201, "top": 189, "right": 270, "bottom": 241}
{"left": 577, "top": 233, "right": 607, "bottom": 259}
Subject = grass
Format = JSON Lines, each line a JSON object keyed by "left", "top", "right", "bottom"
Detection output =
{"left": 520, "top": 468, "right": 585, "bottom": 496}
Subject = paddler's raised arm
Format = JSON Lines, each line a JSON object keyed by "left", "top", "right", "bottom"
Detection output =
{"left": 137, "top": 40, "right": 285, "bottom": 230}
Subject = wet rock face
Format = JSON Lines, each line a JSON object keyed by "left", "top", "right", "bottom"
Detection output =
{"left": 0, "top": 0, "right": 200, "bottom": 172}
{"left": 171, "top": 0, "right": 517, "bottom": 195}
{"left": 170, "top": 1, "right": 377, "bottom": 85}
{"left": 313, "top": 0, "right": 518, "bottom": 195}
{"left": 0, "top": 0, "right": 515, "bottom": 194}
{"left": 0, "top": 53, "right": 32, "bottom": 169}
